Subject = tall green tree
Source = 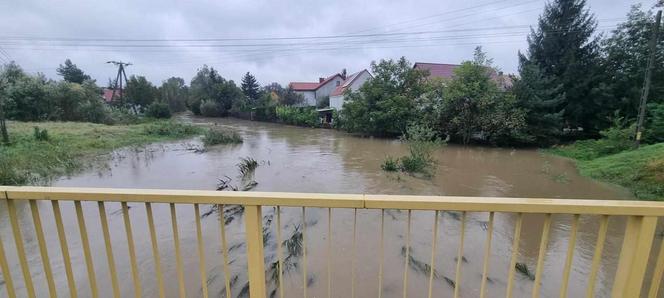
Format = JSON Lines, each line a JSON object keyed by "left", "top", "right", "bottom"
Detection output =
{"left": 0, "top": 76, "right": 8, "bottom": 144}
{"left": 601, "top": 5, "right": 664, "bottom": 119}
{"left": 340, "top": 57, "right": 428, "bottom": 136}
{"left": 241, "top": 72, "right": 261, "bottom": 106}
{"left": 522, "top": 0, "right": 602, "bottom": 134}
{"left": 189, "top": 65, "right": 243, "bottom": 116}
{"left": 56, "top": 59, "right": 91, "bottom": 84}
{"left": 159, "top": 77, "right": 188, "bottom": 112}
{"left": 125, "top": 75, "right": 158, "bottom": 112}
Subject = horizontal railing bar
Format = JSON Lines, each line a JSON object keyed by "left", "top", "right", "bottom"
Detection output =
{"left": 3, "top": 187, "right": 664, "bottom": 216}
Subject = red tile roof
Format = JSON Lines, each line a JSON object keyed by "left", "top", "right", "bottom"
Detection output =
{"left": 330, "top": 70, "right": 369, "bottom": 96}
{"left": 413, "top": 62, "right": 460, "bottom": 79}
{"left": 102, "top": 88, "right": 123, "bottom": 102}
{"left": 289, "top": 74, "right": 343, "bottom": 91}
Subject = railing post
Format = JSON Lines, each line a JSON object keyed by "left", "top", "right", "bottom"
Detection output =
{"left": 611, "top": 216, "right": 657, "bottom": 298}
{"left": 245, "top": 205, "right": 266, "bottom": 298}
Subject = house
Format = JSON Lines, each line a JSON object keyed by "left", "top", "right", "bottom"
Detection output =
{"left": 413, "top": 62, "right": 513, "bottom": 90}
{"left": 329, "top": 69, "right": 373, "bottom": 110}
{"left": 102, "top": 88, "right": 123, "bottom": 103}
{"left": 289, "top": 74, "right": 345, "bottom": 107}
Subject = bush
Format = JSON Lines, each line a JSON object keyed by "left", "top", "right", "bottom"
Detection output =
{"left": 550, "top": 115, "right": 634, "bottom": 160}
{"left": 381, "top": 156, "right": 399, "bottom": 171}
{"left": 645, "top": 103, "right": 664, "bottom": 144}
{"left": 276, "top": 106, "right": 319, "bottom": 127}
{"left": 143, "top": 121, "right": 202, "bottom": 137}
{"left": 146, "top": 102, "right": 172, "bottom": 119}
{"left": 105, "top": 107, "right": 141, "bottom": 125}
{"left": 33, "top": 127, "right": 49, "bottom": 141}
{"left": 200, "top": 101, "right": 223, "bottom": 117}
{"left": 203, "top": 128, "right": 243, "bottom": 146}
{"left": 380, "top": 124, "right": 443, "bottom": 176}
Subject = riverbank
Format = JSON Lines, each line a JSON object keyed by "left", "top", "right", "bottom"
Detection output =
{"left": 0, "top": 120, "right": 203, "bottom": 185}
{"left": 549, "top": 142, "right": 664, "bottom": 200}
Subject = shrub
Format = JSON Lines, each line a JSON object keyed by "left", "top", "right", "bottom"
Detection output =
{"left": 33, "top": 127, "right": 49, "bottom": 141}
{"left": 381, "top": 156, "right": 399, "bottom": 171}
{"left": 143, "top": 121, "right": 202, "bottom": 137}
{"left": 550, "top": 115, "right": 634, "bottom": 160}
{"left": 146, "top": 102, "right": 172, "bottom": 119}
{"left": 200, "top": 101, "right": 223, "bottom": 117}
{"left": 645, "top": 103, "right": 664, "bottom": 144}
{"left": 276, "top": 106, "right": 319, "bottom": 127}
{"left": 203, "top": 128, "right": 243, "bottom": 146}
{"left": 105, "top": 107, "right": 141, "bottom": 125}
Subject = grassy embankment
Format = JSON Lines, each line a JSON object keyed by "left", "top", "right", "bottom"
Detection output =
{"left": 0, "top": 120, "right": 203, "bottom": 185}
{"left": 549, "top": 142, "right": 664, "bottom": 200}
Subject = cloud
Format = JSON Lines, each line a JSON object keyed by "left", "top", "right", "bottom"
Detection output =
{"left": 0, "top": 0, "right": 648, "bottom": 86}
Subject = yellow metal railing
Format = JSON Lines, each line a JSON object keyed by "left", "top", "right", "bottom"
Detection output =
{"left": 1, "top": 186, "right": 664, "bottom": 298}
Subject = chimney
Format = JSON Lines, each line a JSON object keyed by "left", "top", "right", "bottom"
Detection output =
{"left": 341, "top": 68, "right": 347, "bottom": 80}
{"left": 319, "top": 77, "right": 325, "bottom": 83}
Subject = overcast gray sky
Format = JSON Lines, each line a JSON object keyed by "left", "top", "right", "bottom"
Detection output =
{"left": 0, "top": 0, "right": 654, "bottom": 87}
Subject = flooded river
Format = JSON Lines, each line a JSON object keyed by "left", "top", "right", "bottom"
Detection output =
{"left": 1, "top": 117, "right": 660, "bottom": 297}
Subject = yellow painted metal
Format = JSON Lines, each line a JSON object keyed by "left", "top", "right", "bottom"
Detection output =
{"left": 480, "top": 212, "right": 494, "bottom": 298}
{"left": 559, "top": 214, "right": 580, "bottom": 298}
{"left": 98, "top": 202, "right": 120, "bottom": 298}
{"left": 0, "top": 223, "right": 16, "bottom": 298}
{"left": 219, "top": 205, "right": 232, "bottom": 298}
{"left": 327, "top": 207, "right": 332, "bottom": 298}
{"left": 378, "top": 209, "right": 385, "bottom": 298}
{"left": 145, "top": 203, "right": 165, "bottom": 298}
{"left": 648, "top": 235, "right": 664, "bottom": 298}
{"left": 403, "top": 210, "right": 411, "bottom": 298}
{"left": 611, "top": 216, "right": 657, "bottom": 298}
{"left": 7, "top": 199, "right": 36, "bottom": 298}
{"left": 585, "top": 214, "right": 609, "bottom": 298}
{"left": 194, "top": 204, "right": 209, "bottom": 298}
{"left": 74, "top": 200, "right": 98, "bottom": 298}
{"left": 351, "top": 208, "right": 357, "bottom": 298}
{"left": 454, "top": 211, "right": 467, "bottom": 298}
{"left": 245, "top": 205, "right": 266, "bottom": 298}
{"left": 170, "top": 203, "right": 186, "bottom": 298}
{"left": 51, "top": 200, "right": 77, "bottom": 298}
{"left": 121, "top": 202, "right": 142, "bottom": 298}
{"left": 276, "top": 206, "right": 284, "bottom": 298}
{"left": 7, "top": 186, "right": 664, "bottom": 216}
{"left": 532, "top": 213, "right": 552, "bottom": 298}
{"left": 427, "top": 211, "right": 439, "bottom": 298}
{"left": 506, "top": 212, "right": 524, "bottom": 298}
{"left": 303, "top": 207, "right": 307, "bottom": 298}
{"left": 28, "top": 200, "right": 57, "bottom": 297}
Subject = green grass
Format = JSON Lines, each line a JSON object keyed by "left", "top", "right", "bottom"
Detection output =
{"left": 202, "top": 128, "right": 243, "bottom": 146}
{"left": 0, "top": 120, "right": 203, "bottom": 185}
{"left": 549, "top": 143, "right": 664, "bottom": 200}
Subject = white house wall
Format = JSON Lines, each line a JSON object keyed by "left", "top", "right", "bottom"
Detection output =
{"left": 330, "top": 71, "right": 372, "bottom": 110}
{"left": 315, "top": 77, "right": 344, "bottom": 105}
{"left": 330, "top": 95, "right": 344, "bottom": 110}
{"left": 294, "top": 91, "right": 317, "bottom": 106}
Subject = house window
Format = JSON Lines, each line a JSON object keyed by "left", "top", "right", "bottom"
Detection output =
{"left": 336, "top": 81, "right": 340, "bottom": 86}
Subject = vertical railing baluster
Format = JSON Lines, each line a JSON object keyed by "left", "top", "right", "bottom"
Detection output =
{"left": 245, "top": 205, "right": 266, "bottom": 298}
{"left": 585, "top": 215, "right": 609, "bottom": 298}
{"left": 0, "top": 223, "right": 16, "bottom": 298}
{"left": 454, "top": 211, "right": 467, "bottom": 298}
{"left": 145, "top": 203, "right": 165, "bottom": 298}
{"left": 121, "top": 202, "right": 141, "bottom": 298}
{"left": 327, "top": 208, "right": 332, "bottom": 298}
{"left": 276, "top": 206, "right": 284, "bottom": 298}
{"left": 98, "top": 202, "right": 120, "bottom": 298}
{"left": 611, "top": 216, "right": 657, "bottom": 298}
{"left": 403, "top": 210, "right": 411, "bottom": 298}
{"left": 351, "top": 208, "right": 357, "bottom": 298}
{"left": 560, "top": 214, "right": 579, "bottom": 298}
{"left": 480, "top": 212, "right": 494, "bottom": 298}
{"left": 194, "top": 204, "right": 209, "bottom": 298}
{"left": 219, "top": 205, "right": 232, "bottom": 298}
{"left": 506, "top": 212, "right": 524, "bottom": 298}
{"left": 302, "top": 207, "right": 307, "bottom": 298}
{"left": 427, "top": 211, "right": 439, "bottom": 298}
{"left": 74, "top": 201, "right": 98, "bottom": 298}
{"left": 532, "top": 213, "right": 552, "bottom": 298}
{"left": 170, "top": 203, "right": 186, "bottom": 298}
{"left": 52, "top": 201, "right": 78, "bottom": 298}
{"left": 378, "top": 209, "right": 385, "bottom": 298}
{"left": 28, "top": 200, "right": 57, "bottom": 297}
{"left": 648, "top": 232, "right": 664, "bottom": 298}
{"left": 7, "top": 199, "right": 36, "bottom": 298}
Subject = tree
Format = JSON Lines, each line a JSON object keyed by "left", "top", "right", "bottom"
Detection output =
{"left": 241, "top": 72, "right": 261, "bottom": 106}
{"left": 340, "top": 57, "right": 428, "bottom": 136}
{"left": 125, "top": 75, "right": 158, "bottom": 113}
{"left": 56, "top": 59, "right": 91, "bottom": 84}
{"left": 280, "top": 87, "right": 304, "bottom": 106}
{"left": 522, "top": 0, "right": 602, "bottom": 134}
{"left": 189, "top": 65, "right": 244, "bottom": 116}
{"left": 0, "top": 77, "right": 8, "bottom": 144}
{"left": 159, "top": 77, "right": 188, "bottom": 112}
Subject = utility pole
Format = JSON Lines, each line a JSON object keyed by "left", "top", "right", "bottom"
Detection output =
{"left": 635, "top": 10, "right": 661, "bottom": 148}
{"left": 107, "top": 61, "right": 131, "bottom": 106}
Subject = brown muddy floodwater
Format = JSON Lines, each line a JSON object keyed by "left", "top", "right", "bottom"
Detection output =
{"left": 0, "top": 117, "right": 660, "bottom": 298}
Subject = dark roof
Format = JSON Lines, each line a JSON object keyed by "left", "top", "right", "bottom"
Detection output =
{"left": 413, "top": 62, "right": 460, "bottom": 79}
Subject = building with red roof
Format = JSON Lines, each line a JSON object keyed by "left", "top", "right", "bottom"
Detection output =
{"left": 329, "top": 69, "right": 372, "bottom": 110}
{"left": 414, "top": 62, "right": 513, "bottom": 90}
{"left": 289, "top": 74, "right": 345, "bottom": 107}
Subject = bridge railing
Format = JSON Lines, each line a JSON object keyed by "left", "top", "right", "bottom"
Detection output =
{"left": 1, "top": 186, "right": 664, "bottom": 298}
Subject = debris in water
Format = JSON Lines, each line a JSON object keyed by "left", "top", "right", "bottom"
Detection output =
{"left": 515, "top": 262, "right": 535, "bottom": 280}
{"left": 242, "top": 180, "right": 258, "bottom": 191}
{"left": 453, "top": 256, "right": 469, "bottom": 263}
{"left": 400, "top": 246, "right": 440, "bottom": 278}
{"left": 443, "top": 276, "right": 456, "bottom": 288}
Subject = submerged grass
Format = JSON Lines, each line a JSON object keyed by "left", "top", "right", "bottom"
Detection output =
{"left": 202, "top": 128, "right": 243, "bottom": 146}
{"left": 548, "top": 143, "right": 664, "bottom": 200}
{"left": 0, "top": 120, "right": 203, "bottom": 185}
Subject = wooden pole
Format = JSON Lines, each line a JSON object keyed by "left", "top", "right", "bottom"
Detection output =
{"left": 635, "top": 10, "right": 661, "bottom": 147}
